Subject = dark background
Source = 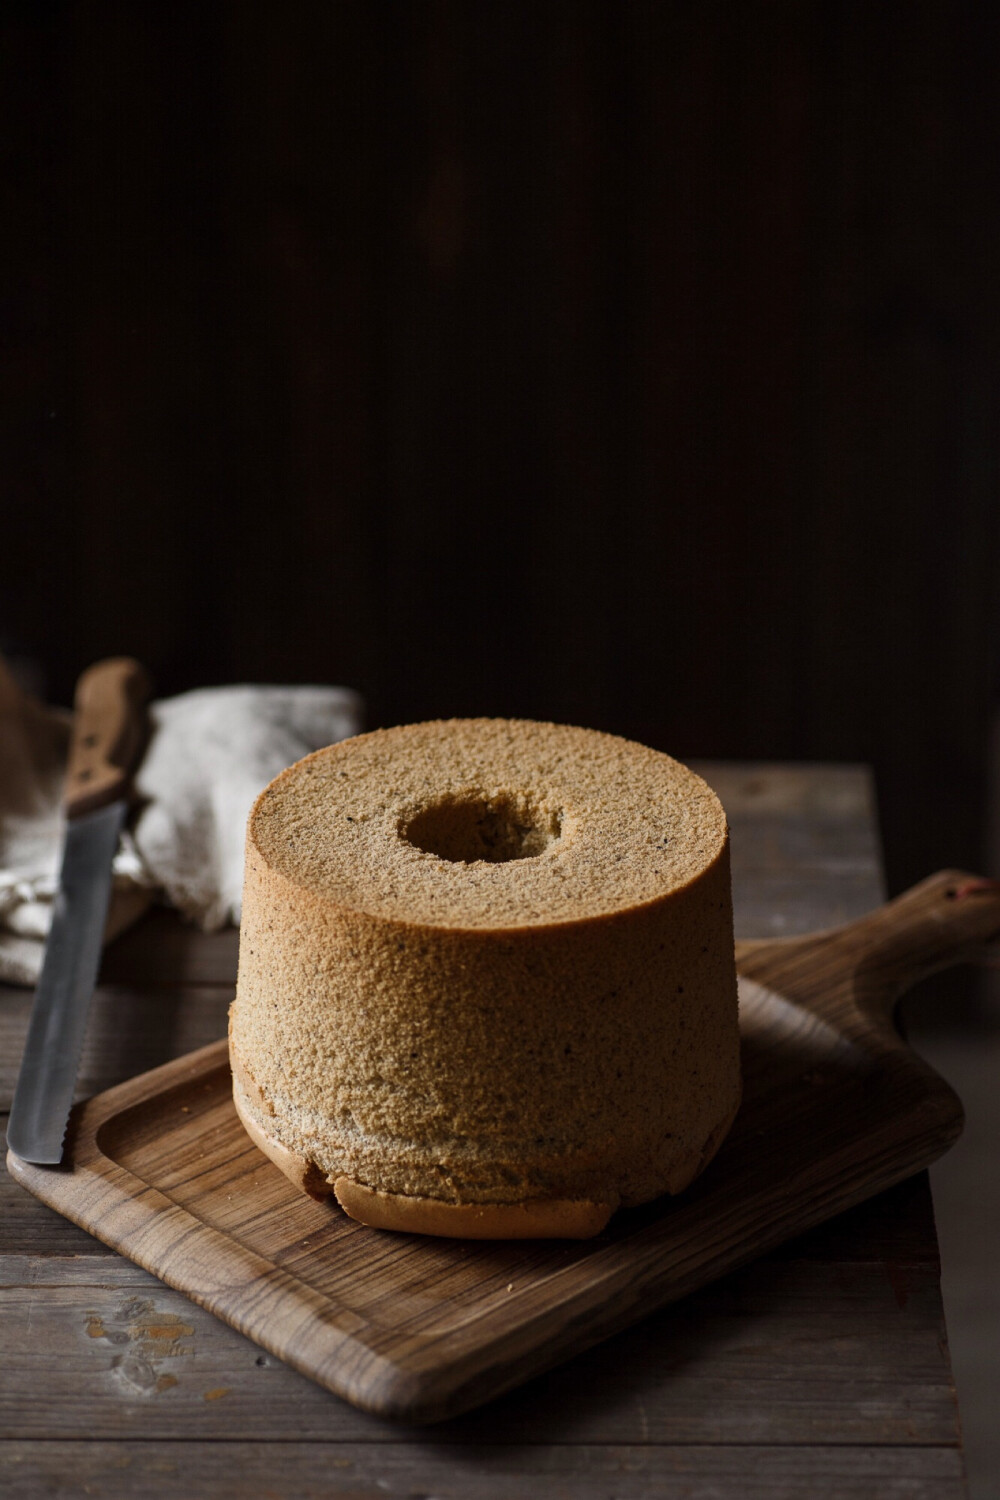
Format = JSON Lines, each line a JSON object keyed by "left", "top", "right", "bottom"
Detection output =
{"left": 2, "top": 0, "right": 998, "bottom": 895}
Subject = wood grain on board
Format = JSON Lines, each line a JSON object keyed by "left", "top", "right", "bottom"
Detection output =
{"left": 9, "top": 869, "right": 998, "bottom": 1423}
{"left": 0, "top": 764, "right": 976, "bottom": 1495}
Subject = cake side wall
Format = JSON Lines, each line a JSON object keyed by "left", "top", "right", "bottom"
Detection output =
{"left": 230, "top": 833, "right": 740, "bottom": 1209}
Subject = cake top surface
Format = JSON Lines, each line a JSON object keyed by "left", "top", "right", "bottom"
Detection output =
{"left": 248, "top": 718, "right": 728, "bottom": 930}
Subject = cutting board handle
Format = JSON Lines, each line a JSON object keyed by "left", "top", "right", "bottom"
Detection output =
{"left": 736, "top": 869, "right": 1000, "bottom": 1031}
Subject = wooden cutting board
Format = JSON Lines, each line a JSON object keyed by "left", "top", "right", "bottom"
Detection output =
{"left": 8, "top": 869, "right": 1000, "bottom": 1424}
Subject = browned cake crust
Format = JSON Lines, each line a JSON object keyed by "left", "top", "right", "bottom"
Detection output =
{"left": 229, "top": 718, "right": 741, "bottom": 1235}
{"left": 234, "top": 1052, "right": 613, "bottom": 1237}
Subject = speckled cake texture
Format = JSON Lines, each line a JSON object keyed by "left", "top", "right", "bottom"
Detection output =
{"left": 229, "top": 718, "right": 741, "bottom": 1236}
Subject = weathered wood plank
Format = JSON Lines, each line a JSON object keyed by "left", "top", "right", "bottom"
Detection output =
{"left": 700, "top": 761, "right": 887, "bottom": 938}
{"left": 0, "top": 1163, "right": 109, "bottom": 1257}
{"left": 0, "top": 985, "right": 231, "bottom": 1111}
{"left": 730, "top": 870, "right": 887, "bottom": 938}
{"left": 695, "top": 762, "right": 877, "bottom": 824}
{"left": 0, "top": 1440, "right": 967, "bottom": 1499}
{"left": 98, "top": 909, "right": 240, "bottom": 987}
{"left": 0, "top": 1256, "right": 959, "bottom": 1446}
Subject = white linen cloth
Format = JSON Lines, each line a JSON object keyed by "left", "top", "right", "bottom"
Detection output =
{"left": 0, "top": 659, "right": 362, "bottom": 985}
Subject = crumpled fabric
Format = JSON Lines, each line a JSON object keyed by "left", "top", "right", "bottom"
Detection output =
{"left": 0, "top": 660, "right": 363, "bottom": 986}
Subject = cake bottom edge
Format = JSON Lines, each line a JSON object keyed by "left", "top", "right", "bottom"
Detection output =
{"left": 232, "top": 1070, "right": 614, "bottom": 1238}
{"left": 230, "top": 1055, "right": 742, "bottom": 1241}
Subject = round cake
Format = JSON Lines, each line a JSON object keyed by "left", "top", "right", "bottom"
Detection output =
{"left": 229, "top": 718, "right": 740, "bottom": 1238}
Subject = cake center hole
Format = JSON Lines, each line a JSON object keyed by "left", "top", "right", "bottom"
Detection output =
{"left": 402, "top": 792, "right": 562, "bottom": 864}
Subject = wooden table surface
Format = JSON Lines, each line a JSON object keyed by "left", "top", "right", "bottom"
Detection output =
{"left": 0, "top": 764, "right": 968, "bottom": 1498}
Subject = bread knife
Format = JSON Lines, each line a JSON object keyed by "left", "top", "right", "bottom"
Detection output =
{"left": 7, "top": 658, "right": 151, "bottom": 1165}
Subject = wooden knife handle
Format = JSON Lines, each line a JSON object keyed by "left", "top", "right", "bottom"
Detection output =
{"left": 64, "top": 658, "right": 152, "bottom": 819}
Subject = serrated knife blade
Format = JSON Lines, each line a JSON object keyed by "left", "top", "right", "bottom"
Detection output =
{"left": 7, "top": 658, "right": 150, "bottom": 1165}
